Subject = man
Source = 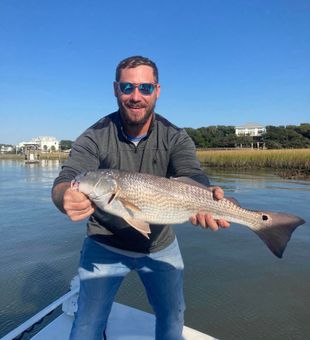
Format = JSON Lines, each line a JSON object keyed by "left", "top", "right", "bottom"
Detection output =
{"left": 52, "top": 56, "right": 229, "bottom": 340}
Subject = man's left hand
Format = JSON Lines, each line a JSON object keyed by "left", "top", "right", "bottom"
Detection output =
{"left": 189, "top": 186, "right": 230, "bottom": 231}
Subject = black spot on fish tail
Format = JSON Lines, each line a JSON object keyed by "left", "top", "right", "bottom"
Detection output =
{"left": 253, "top": 212, "right": 305, "bottom": 258}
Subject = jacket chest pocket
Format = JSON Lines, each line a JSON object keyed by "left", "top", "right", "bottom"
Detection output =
{"left": 98, "top": 147, "right": 170, "bottom": 176}
{"left": 98, "top": 149, "right": 144, "bottom": 172}
{"left": 99, "top": 151, "right": 119, "bottom": 170}
{"left": 140, "top": 147, "right": 170, "bottom": 177}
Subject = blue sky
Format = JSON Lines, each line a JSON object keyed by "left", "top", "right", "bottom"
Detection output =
{"left": 1, "top": 0, "right": 309, "bottom": 145}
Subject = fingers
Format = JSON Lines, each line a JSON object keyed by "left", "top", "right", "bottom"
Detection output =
{"left": 189, "top": 185, "right": 230, "bottom": 231}
{"left": 66, "top": 204, "right": 95, "bottom": 222}
{"left": 190, "top": 212, "right": 230, "bottom": 231}
{"left": 63, "top": 188, "right": 95, "bottom": 221}
{"left": 204, "top": 213, "right": 220, "bottom": 231}
{"left": 217, "top": 219, "right": 230, "bottom": 228}
{"left": 209, "top": 186, "right": 224, "bottom": 200}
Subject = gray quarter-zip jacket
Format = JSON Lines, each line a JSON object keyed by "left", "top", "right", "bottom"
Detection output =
{"left": 53, "top": 111, "right": 210, "bottom": 253}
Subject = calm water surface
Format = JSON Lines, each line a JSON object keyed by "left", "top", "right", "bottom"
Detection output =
{"left": 0, "top": 160, "right": 309, "bottom": 339}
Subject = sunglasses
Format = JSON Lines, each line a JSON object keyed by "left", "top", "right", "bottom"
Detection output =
{"left": 117, "top": 82, "right": 157, "bottom": 95}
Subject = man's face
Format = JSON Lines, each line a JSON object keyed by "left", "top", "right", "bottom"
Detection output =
{"left": 114, "top": 65, "right": 160, "bottom": 128}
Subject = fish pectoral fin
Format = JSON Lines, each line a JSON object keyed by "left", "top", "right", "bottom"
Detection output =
{"left": 119, "top": 198, "right": 142, "bottom": 213}
{"left": 124, "top": 217, "right": 151, "bottom": 239}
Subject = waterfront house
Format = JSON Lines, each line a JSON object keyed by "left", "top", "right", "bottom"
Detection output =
{"left": 17, "top": 136, "right": 60, "bottom": 152}
{"left": 0, "top": 145, "right": 14, "bottom": 153}
{"left": 235, "top": 123, "right": 266, "bottom": 137}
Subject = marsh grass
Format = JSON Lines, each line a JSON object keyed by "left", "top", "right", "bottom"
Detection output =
{"left": 1, "top": 149, "right": 309, "bottom": 178}
{"left": 197, "top": 148, "right": 310, "bottom": 179}
{"left": 0, "top": 152, "right": 68, "bottom": 160}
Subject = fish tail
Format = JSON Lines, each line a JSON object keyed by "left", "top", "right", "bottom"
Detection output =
{"left": 253, "top": 212, "right": 305, "bottom": 258}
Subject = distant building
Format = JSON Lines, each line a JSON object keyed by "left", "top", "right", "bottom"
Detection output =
{"left": 0, "top": 145, "right": 14, "bottom": 153}
{"left": 235, "top": 123, "right": 266, "bottom": 137}
{"left": 17, "top": 136, "right": 60, "bottom": 152}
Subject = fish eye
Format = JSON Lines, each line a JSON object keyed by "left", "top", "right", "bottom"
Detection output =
{"left": 262, "top": 214, "right": 269, "bottom": 221}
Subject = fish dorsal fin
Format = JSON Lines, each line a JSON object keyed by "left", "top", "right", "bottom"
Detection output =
{"left": 171, "top": 177, "right": 240, "bottom": 206}
{"left": 226, "top": 197, "right": 240, "bottom": 207}
{"left": 123, "top": 216, "right": 151, "bottom": 239}
{"left": 119, "top": 198, "right": 141, "bottom": 213}
{"left": 171, "top": 177, "right": 211, "bottom": 190}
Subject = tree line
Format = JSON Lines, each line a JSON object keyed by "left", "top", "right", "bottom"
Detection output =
{"left": 62, "top": 124, "right": 310, "bottom": 150}
{"left": 2, "top": 124, "right": 309, "bottom": 152}
{"left": 184, "top": 124, "right": 310, "bottom": 149}
{"left": 60, "top": 140, "right": 73, "bottom": 150}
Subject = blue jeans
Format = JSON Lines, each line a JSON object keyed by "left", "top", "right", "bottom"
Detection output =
{"left": 70, "top": 237, "right": 185, "bottom": 340}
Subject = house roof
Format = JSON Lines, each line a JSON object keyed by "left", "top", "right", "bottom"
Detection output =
{"left": 235, "top": 123, "right": 265, "bottom": 129}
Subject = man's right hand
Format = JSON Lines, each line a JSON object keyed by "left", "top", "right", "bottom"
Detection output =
{"left": 52, "top": 182, "right": 95, "bottom": 221}
{"left": 63, "top": 188, "right": 95, "bottom": 221}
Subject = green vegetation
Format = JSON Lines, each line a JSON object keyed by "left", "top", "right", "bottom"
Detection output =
{"left": 185, "top": 124, "right": 310, "bottom": 149}
{"left": 60, "top": 140, "right": 73, "bottom": 150}
{"left": 263, "top": 125, "right": 310, "bottom": 149}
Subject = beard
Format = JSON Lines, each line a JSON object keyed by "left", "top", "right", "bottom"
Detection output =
{"left": 117, "top": 98, "right": 156, "bottom": 127}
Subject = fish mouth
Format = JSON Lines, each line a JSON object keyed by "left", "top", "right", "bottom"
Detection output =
{"left": 71, "top": 172, "right": 89, "bottom": 191}
{"left": 71, "top": 179, "right": 80, "bottom": 191}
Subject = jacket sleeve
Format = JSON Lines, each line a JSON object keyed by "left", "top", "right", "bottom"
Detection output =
{"left": 52, "top": 131, "right": 100, "bottom": 188}
{"left": 168, "top": 129, "right": 210, "bottom": 186}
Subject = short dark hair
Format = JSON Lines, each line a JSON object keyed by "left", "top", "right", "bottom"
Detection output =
{"left": 115, "top": 56, "right": 159, "bottom": 83}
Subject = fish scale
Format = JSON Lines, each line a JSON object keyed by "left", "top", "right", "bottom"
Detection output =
{"left": 116, "top": 172, "right": 263, "bottom": 226}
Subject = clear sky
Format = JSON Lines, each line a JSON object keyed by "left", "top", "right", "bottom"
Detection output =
{"left": 1, "top": 0, "right": 309, "bottom": 145}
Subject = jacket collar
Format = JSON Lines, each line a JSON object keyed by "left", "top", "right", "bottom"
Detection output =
{"left": 116, "top": 110, "right": 157, "bottom": 140}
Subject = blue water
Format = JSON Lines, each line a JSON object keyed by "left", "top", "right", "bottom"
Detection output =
{"left": 0, "top": 160, "right": 309, "bottom": 339}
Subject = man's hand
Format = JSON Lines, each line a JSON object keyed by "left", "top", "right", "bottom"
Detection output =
{"left": 190, "top": 186, "right": 230, "bottom": 231}
{"left": 63, "top": 188, "right": 95, "bottom": 221}
{"left": 52, "top": 182, "right": 95, "bottom": 222}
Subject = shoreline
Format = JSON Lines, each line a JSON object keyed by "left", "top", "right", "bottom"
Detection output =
{"left": 0, "top": 152, "right": 68, "bottom": 161}
{"left": 1, "top": 149, "right": 309, "bottom": 180}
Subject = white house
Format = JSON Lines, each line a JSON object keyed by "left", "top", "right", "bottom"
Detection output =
{"left": 17, "top": 136, "right": 60, "bottom": 152}
{"left": 235, "top": 123, "right": 266, "bottom": 137}
{"left": 0, "top": 145, "right": 14, "bottom": 153}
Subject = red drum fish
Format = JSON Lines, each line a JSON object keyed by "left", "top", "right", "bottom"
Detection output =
{"left": 72, "top": 169, "right": 305, "bottom": 258}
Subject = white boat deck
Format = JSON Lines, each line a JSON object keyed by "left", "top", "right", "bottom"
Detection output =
{"left": 2, "top": 276, "right": 217, "bottom": 340}
{"left": 31, "top": 302, "right": 215, "bottom": 340}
